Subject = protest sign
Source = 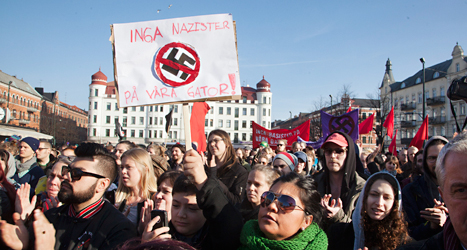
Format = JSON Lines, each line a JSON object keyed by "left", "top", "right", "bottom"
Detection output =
{"left": 252, "top": 121, "right": 310, "bottom": 149}
{"left": 111, "top": 14, "right": 241, "bottom": 107}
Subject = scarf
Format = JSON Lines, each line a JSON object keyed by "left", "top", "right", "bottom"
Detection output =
{"left": 444, "top": 218, "right": 463, "bottom": 250}
{"left": 238, "top": 220, "right": 328, "bottom": 250}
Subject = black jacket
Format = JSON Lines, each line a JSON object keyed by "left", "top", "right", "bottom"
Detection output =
{"left": 44, "top": 200, "right": 137, "bottom": 250}
{"left": 171, "top": 176, "right": 243, "bottom": 250}
{"left": 206, "top": 161, "right": 248, "bottom": 205}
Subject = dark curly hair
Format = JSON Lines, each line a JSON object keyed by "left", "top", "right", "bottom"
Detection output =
{"left": 361, "top": 174, "right": 408, "bottom": 250}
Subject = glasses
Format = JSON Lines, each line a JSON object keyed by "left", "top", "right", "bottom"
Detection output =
{"left": 61, "top": 165, "right": 106, "bottom": 181}
{"left": 277, "top": 144, "right": 284, "bottom": 147}
{"left": 323, "top": 148, "right": 347, "bottom": 156}
{"left": 261, "top": 191, "right": 308, "bottom": 215}
{"left": 208, "top": 138, "right": 224, "bottom": 144}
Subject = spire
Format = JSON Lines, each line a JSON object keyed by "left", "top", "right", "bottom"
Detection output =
{"left": 381, "top": 58, "right": 395, "bottom": 88}
{"left": 452, "top": 43, "right": 464, "bottom": 58}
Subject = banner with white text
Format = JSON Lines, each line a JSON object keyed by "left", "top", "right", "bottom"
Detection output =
{"left": 252, "top": 120, "right": 310, "bottom": 149}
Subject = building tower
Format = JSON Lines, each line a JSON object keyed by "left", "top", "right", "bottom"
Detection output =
{"left": 88, "top": 69, "right": 108, "bottom": 140}
{"left": 255, "top": 76, "right": 272, "bottom": 129}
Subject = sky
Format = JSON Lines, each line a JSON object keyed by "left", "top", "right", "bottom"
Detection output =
{"left": 1, "top": 0, "right": 467, "bottom": 122}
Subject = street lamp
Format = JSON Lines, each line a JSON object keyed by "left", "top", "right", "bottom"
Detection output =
{"left": 420, "top": 58, "right": 426, "bottom": 119}
{"left": 329, "top": 95, "right": 333, "bottom": 115}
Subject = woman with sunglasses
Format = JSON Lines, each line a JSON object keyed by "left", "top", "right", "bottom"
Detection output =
{"left": 327, "top": 172, "right": 410, "bottom": 250}
{"left": 206, "top": 129, "right": 248, "bottom": 205}
{"left": 115, "top": 148, "right": 158, "bottom": 226}
{"left": 239, "top": 172, "right": 328, "bottom": 249}
{"left": 240, "top": 164, "right": 280, "bottom": 222}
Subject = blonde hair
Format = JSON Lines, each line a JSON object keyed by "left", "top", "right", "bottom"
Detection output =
{"left": 115, "top": 148, "right": 158, "bottom": 204}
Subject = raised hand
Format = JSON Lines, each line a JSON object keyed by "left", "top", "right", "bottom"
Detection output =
{"left": 320, "top": 194, "right": 343, "bottom": 219}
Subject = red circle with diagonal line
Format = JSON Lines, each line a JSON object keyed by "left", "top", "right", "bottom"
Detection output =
{"left": 155, "top": 42, "right": 200, "bottom": 87}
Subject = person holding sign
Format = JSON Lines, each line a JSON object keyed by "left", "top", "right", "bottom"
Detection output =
{"left": 206, "top": 130, "right": 248, "bottom": 205}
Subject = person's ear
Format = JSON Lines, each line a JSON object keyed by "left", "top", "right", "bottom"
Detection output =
{"left": 96, "top": 178, "right": 110, "bottom": 193}
{"left": 300, "top": 214, "right": 313, "bottom": 230}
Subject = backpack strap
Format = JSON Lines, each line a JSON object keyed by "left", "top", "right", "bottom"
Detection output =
{"left": 450, "top": 99, "right": 467, "bottom": 132}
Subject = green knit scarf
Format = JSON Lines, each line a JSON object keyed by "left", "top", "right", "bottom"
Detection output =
{"left": 238, "top": 220, "right": 328, "bottom": 250}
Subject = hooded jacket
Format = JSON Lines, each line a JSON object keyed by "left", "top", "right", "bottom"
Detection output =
{"left": 402, "top": 136, "right": 449, "bottom": 241}
{"left": 313, "top": 131, "right": 366, "bottom": 229}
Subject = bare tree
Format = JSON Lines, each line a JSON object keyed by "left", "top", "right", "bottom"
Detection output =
{"left": 366, "top": 88, "right": 391, "bottom": 148}
{"left": 338, "top": 84, "right": 356, "bottom": 102}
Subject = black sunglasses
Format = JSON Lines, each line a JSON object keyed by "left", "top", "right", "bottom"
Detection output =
{"left": 261, "top": 191, "right": 309, "bottom": 215}
{"left": 61, "top": 165, "right": 106, "bottom": 181}
{"left": 323, "top": 148, "right": 347, "bottom": 156}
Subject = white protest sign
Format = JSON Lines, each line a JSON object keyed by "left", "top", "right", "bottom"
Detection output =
{"left": 112, "top": 13, "right": 241, "bottom": 107}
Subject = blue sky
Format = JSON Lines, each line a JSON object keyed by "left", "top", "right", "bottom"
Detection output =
{"left": 1, "top": 0, "right": 466, "bottom": 121}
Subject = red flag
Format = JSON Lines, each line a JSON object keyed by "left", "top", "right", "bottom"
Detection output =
{"left": 409, "top": 115, "right": 429, "bottom": 150}
{"left": 359, "top": 113, "right": 375, "bottom": 134}
{"left": 383, "top": 106, "right": 395, "bottom": 138}
{"left": 346, "top": 106, "right": 352, "bottom": 113}
{"left": 190, "top": 102, "right": 210, "bottom": 154}
{"left": 388, "top": 129, "right": 398, "bottom": 154}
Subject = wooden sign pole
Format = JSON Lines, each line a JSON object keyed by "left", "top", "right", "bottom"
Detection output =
{"left": 183, "top": 103, "right": 192, "bottom": 151}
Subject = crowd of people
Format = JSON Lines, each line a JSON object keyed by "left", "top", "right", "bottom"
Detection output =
{"left": 0, "top": 128, "right": 466, "bottom": 250}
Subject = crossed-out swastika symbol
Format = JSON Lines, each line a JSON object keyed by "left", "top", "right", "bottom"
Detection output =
{"left": 154, "top": 42, "right": 200, "bottom": 88}
{"left": 329, "top": 115, "right": 355, "bottom": 135}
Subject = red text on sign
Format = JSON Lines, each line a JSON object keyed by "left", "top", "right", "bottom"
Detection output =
{"left": 172, "top": 21, "right": 229, "bottom": 35}
{"left": 187, "top": 83, "right": 229, "bottom": 98}
{"left": 130, "top": 27, "right": 163, "bottom": 43}
{"left": 146, "top": 86, "right": 178, "bottom": 100}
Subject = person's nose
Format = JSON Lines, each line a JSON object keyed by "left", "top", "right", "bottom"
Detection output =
{"left": 155, "top": 191, "right": 163, "bottom": 199}
{"left": 267, "top": 199, "right": 280, "bottom": 213}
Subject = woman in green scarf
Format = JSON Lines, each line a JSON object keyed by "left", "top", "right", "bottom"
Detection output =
{"left": 239, "top": 172, "right": 328, "bottom": 250}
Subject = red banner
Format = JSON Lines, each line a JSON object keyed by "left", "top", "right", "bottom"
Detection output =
{"left": 252, "top": 120, "right": 310, "bottom": 149}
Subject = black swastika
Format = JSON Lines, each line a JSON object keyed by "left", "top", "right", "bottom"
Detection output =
{"left": 161, "top": 48, "right": 196, "bottom": 80}
{"left": 330, "top": 117, "right": 354, "bottom": 134}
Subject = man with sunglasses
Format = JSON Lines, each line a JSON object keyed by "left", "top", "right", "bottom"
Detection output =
{"left": 275, "top": 139, "right": 287, "bottom": 154}
{"left": 0, "top": 143, "right": 137, "bottom": 250}
{"left": 313, "top": 131, "right": 365, "bottom": 230}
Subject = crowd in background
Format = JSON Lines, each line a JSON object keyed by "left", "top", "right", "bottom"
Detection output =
{"left": 0, "top": 129, "right": 465, "bottom": 250}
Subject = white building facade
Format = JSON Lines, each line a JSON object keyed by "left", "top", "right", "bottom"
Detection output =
{"left": 87, "top": 71, "right": 272, "bottom": 146}
{"left": 380, "top": 43, "right": 467, "bottom": 145}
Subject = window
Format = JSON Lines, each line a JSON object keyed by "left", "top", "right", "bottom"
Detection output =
{"left": 205, "top": 119, "right": 208, "bottom": 127}
{"left": 139, "top": 117, "right": 144, "bottom": 125}
{"left": 269, "top": 97, "right": 271, "bottom": 104}
{"left": 123, "top": 117, "right": 127, "bottom": 127}
{"left": 401, "top": 82, "right": 406, "bottom": 88}
{"left": 362, "top": 137, "right": 367, "bottom": 144}
{"left": 174, "top": 118, "right": 178, "bottom": 126}
{"left": 106, "top": 103, "right": 111, "bottom": 110}
{"left": 412, "top": 94, "right": 415, "bottom": 102}
{"left": 160, "top": 118, "right": 163, "bottom": 125}
{"left": 433, "top": 89, "right": 437, "bottom": 98}
{"left": 219, "top": 119, "right": 223, "bottom": 127}
{"left": 433, "top": 72, "right": 440, "bottom": 78}
{"left": 155, "top": 106, "right": 158, "bottom": 112}
{"left": 268, "top": 122, "right": 271, "bottom": 129}
{"left": 168, "top": 131, "right": 173, "bottom": 139}
{"left": 440, "top": 87, "right": 445, "bottom": 97}
{"left": 234, "top": 133, "right": 239, "bottom": 143}
{"left": 174, "top": 105, "right": 178, "bottom": 113}
{"left": 242, "top": 108, "right": 247, "bottom": 116}
{"left": 149, "top": 117, "right": 152, "bottom": 125}
{"left": 93, "top": 128, "right": 96, "bottom": 136}
{"left": 94, "top": 89, "right": 98, "bottom": 96}
{"left": 456, "top": 63, "right": 460, "bottom": 72}
{"left": 210, "top": 119, "right": 213, "bottom": 127}
{"left": 250, "top": 108, "right": 255, "bottom": 116}
{"left": 93, "top": 115, "right": 97, "bottom": 123}
{"left": 160, "top": 106, "right": 163, "bottom": 112}
{"left": 243, "top": 96, "right": 247, "bottom": 103}
{"left": 234, "top": 120, "right": 239, "bottom": 130}
{"left": 425, "top": 91, "right": 429, "bottom": 100}
{"left": 131, "top": 130, "right": 135, "bottom": 137}
{"left": 139, "top": 130, "right": 144, "bottom": 138}
{"left": 227, "top": 120, "right": 231, "bottom": 128}
{"left": 106, "top": 116, "right": 111, "bottom": 124}
{"left": 415, "top": 77, "right": 421, "bottom": 84}
{"left": 148, "top": 130, "right": 152, "bottom": 138}
{"left": 441, "top": 126, "right": 445, "bottom": 136}
{"left": 131, "top": 107, "right": 136, "bottom": 111}
{"left": 219, "top": 107, "right": 223, "bottom": 115}
{"left": 105, "top": 129, "right": 110, "bottom": 137}
{"left": 235, "top": 108, "right": 239, "bottom": 118}
{"left": 149, "top": 106, "right": 153, "bottom": 112}
{"left": 242, "top": 133, "right": 246, "bottom": 141}
{"left": 159, "top": 130, "right": 162, "bottom": 138}
{"left": 242, "top": 120, "right": 247, "bottom": 128}
{"left": 268, "top": 109, "right": 271, "bottom": 116}
{"left": 94, "top": 102, "right": 98, "bottom": 109}
{"left": 263, "top": 108, "right": 266, "bottom": 116}
{"left": 263, "top": 97, "right": 266, "bottom": 103}
{"left": 262, "top": 121, "right": 266, "bottom": 127}
{"left": 123, "top": 108, "right": 128, "bottom": 114}
{"left": 155, "top": 117, "right": 158, "bottom": 125}
{"left": 115, "top": 103, "right": 119, "bottom": 111}
{"left": 131, "top": 117, "right": 136, "bottom": 125}
{"left": 210, "top": 106, "right": 214, "bottom": 114}
{"left": 418, "top": 93, "right": 422, "bottom": 103}
{"left": 174, "top": 131, "right": 178, "bottom": 139}
{"left": 227, "top": 107, "right": 231, "bottom": 115}
{"left": 140, "top": 106, "right": 144, "bottom": 111}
